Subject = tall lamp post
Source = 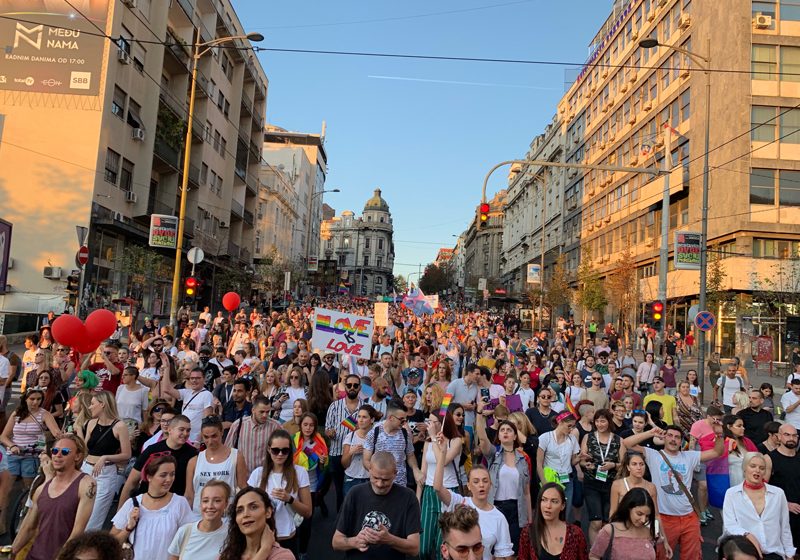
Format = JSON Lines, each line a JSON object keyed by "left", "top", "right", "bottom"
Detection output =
{"left": 640, "top": 38, "right": 712, "bottom": 399}
{"left": 169, "top": 31, "right": 264, "bottom": 328}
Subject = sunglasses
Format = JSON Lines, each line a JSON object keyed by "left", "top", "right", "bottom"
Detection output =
{"left": 345, "top": 383, "right": 361, "bottom": 389}
{"left": 269, "top": 447, "right": 291, "bottom": 456}
{"left": 446, "top": 542, "right": 485, "bottom": 556}
{"left": 51, "top": 447, "right": 72, "bottom": 457}
{"left": 591, "top": 377, "right": 602, "bottom": 380}
{"left": 55, "top": 348, "right": 68, "bottom": 353}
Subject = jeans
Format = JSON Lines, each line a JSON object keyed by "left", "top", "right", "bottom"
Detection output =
{"left": 564, "top": 479, "right": 576, "bottom": 523}
{"left": 343, "top": 476, "right": 368, "bottom": 496}
{"left": 81, "top": 462, "right": 120, "bottom": 530}
{"left": 494, "top": 499, "right": 520, "bottom": 555}
{"left": 328, "top": 455, "right": 345, "bottom": 509}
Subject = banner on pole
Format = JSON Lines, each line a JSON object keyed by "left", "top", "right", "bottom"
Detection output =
{"left": 374, "top": 302, "right": 389, "bottom": 326}
{"left": 149, "top": 214, "right": 178, "bottom": 249}
{"left": 674, "top": 231, "right": 701, "bottom": 270}
{"left": 526, "top": 263, "right": 541, "bottom": 284}
{"left": 311, "top": 307, "right": 375, "bottom": 358}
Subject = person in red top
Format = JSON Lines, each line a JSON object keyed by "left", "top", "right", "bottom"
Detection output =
{"left": 81, "top": 343, "right": 123, "bottom": 394}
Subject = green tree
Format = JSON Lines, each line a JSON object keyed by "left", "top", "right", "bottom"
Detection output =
{"left": 605, "top": 248, "right": 639, "bottom": 332}
{"left": 544, "top": 254, "right": 572, "bottom": 313}
{"left": 118, "top": 244, "right": 171, "bottom": 317}
{"left": 577, "top": 246, "right": 607, "bottom": 321}
{"left": 394, "top": 274, "right": 408, "bottom": 294}
{"left": 419, "top": 264, "right": 449, "bottom": 294}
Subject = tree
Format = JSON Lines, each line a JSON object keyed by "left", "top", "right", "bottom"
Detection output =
{"left": 253, "top": 247, "right": 303, "bottom": 296}
{"left": 606, "top": 248, "right": 639, "bottom": 334}
{"left": 543, "top": 254, "right": 572, "bottom": 314}
{"left": 118, "top": 244, "right": 171, "bottom": 317}
{"left": 705, "top": 254, "right": 730, "bottom": 313}
{"left": 419, "top": 264, "right": 450, "bottom": 294}
{"left": 394, "top": 274, "right": 408, "bottom": 294}
{"left": 577, "top": 246, "right": 607, "bottom": 321}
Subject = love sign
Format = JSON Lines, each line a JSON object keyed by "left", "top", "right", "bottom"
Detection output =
{"left": 311, "top": 307, "right": 375, "bottom": 359}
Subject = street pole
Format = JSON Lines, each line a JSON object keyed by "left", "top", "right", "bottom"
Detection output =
{"left": 697, "top": 38, "right": 712, "bottom": 402}
{"left": 658, "top": 125, "right": 672, "bottom": 341}
{"left": 538, "top": 175, "right": 546, "bottom": 333}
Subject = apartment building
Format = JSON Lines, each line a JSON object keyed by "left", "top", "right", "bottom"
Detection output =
{"left": 501, "top": 115, "right": 567, "bottom": 299}
{"left": 0, "top": 0, "right": 267, "bottom": 317}
{"left": 260, "top": 125, "right": 328, "bottom": 270}
{"left": 554, "top": 0, "right": 800, "bottom": 356}
{"left": 319, "top": 189, "right": 395, "bottom": 296}
{"left": 463, "top": 190, "right": 506, "bottom": 303}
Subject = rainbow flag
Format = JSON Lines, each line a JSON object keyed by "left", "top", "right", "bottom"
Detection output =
{"left": 340, "top": 414, "right": 357, "bottom": 432}
{"left": 440, "top": 393, "right": 453, "bottom": 417}
{"left": 565, "top": 392, "right": 577, "bottom": 418}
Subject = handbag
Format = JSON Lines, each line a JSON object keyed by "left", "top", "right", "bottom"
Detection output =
{"left": 121, "top": 496, "right": 138, "bottom": 560}
{"left": 657, "top": 449, "right": 702, "bottom": 516}
{"left": 602, "top": 523, "right": 615, "bottom": 560}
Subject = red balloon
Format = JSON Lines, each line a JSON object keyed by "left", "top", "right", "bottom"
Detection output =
{"left": 84, "top": 309, "right": 117, "bottom": 342}
{"left": 75, "top": 339, "right": 100, "bottom": 355}
{"left": 50, "top": 315, "right": 88, "bottom": 348}
{"left": 222, "top": 292, "right": 241, "bottom": 312}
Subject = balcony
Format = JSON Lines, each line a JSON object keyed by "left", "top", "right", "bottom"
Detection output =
{"left": 185, "top": 164, "right": 201, "bottom": 189}
{"left": 252, "top": 111, "right": 264, "bottom": 132}
{"left": 228, "top": 240, "right": 241, "bottom": 259}
{"left": 245, "top": 173, "right": 258, "bottom": 195}
{"left": 231, "top": 199, "right": 244, "bottom": 219}
{"left": 159, "top": 93, "right": 187, "bottom": 121}
{"left": 240, "top": 247, "right": 251, "bottom": 263}
{"left": 241, "top": 92, "right": 253, "bottom": 116}
{"left": 249, "top": 139, "right": 261, "bottom": 161}
{"left": 177, "top": 0, "right": 193, "bottom": 21}
{"left": 164, "top": 28, "right": 191, "bottom": 75}
{"left": 153, "top": 138, "right": 180, "bottom": 172}
{"left": 243, "top": 209, "right": 254, "bottom": 226}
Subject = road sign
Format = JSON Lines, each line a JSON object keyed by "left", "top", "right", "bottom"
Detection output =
{"left": 694, "top": 310, "right": 716, "bottom": 332}
{"left": 76, "top": 245, "right": 89, "bottom": 267}
{"left": 187, "top": 247, "right": 205, "bottom": 265}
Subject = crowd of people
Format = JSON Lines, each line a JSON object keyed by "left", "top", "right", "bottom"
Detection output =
{"left": 0, "top": 299, "right": 793, "bottom": 560}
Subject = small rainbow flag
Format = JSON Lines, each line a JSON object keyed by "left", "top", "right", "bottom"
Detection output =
{"left": 565, "top": 393, "right": 577, "bottom": 418}
{"left": 340, "top": 414, "right": 357, "bottom": 432}
{"left": 439, "top": 393, "right": 453, "bottom": 417}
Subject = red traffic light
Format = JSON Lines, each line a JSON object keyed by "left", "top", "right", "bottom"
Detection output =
{"left": 185, "top": 277, "right": 198, "bottom": 296}
{"left": 479, "top": 203, "right": 490, "bottom": 213}
{"left": 652, "top": 302, "right": 664, "bottom": 313}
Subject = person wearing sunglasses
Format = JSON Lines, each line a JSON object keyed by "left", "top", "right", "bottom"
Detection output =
{"left": 11, "top": 434, "right": 97, "bottom": 560}
{"left": 324, "top": 374, "right": 365, "bottom": 509}
{"left": 363, "top": 402, "right": 423, "bottom": 488}
{"left": 81, "top": 343, "right": 124, "bottom": 395}
{"left": 439, "top": 505, "right": 485, "bottom": 560}
{"left": 247, "top": 429, "right": 312, "bottom": 556}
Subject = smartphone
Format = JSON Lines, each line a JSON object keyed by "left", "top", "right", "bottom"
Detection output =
{"left": 480, "top": 387, "right": 490, "bottom": 403}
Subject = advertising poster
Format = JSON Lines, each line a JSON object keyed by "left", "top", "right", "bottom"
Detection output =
{"left": 0, "top": 0, "right": 110, "bottom": 96}
{"left": 149, "top": 214, "right": 178, "bottom": 249}
{"left": 0, "top": 219, "right": 11, "bottom": 294}
{"left": 307, "top": 256, "right": 318, "bottom": 272}
{"left": 527, "top": 263, "right": 541, "bottom": 284}
{"left": 311, "top": 307, "right": 374, "bottom": 358}
{"left": 674, "top": 231, "right": 701, "bottom": 270}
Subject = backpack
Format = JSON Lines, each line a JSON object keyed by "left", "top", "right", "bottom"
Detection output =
{"left": 371, "top": 425, "right": 409, "bottom": 453}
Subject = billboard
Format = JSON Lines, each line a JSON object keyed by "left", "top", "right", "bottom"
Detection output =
{"left": 0, "top": 219, "right": 11, "bottom": 294}
{"left": 307, "top": 256, "right": 318, "bottom": 272}
{"left": 0, "top": 0, "right": 110, "bottom": 96}
{"left": 674, "top": 230, "right": 701, "bottom": 270}
{"left": 149, "top": 214, "right": 178, "bottom": 249}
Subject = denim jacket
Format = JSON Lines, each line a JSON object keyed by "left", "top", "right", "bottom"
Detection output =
{"left": 487, "top": 448, "right": 530, "bottom": 527}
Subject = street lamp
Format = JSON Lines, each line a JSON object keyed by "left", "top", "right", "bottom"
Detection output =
{"left": 169, "top": 31, "right": 264, "bottom": 328}
{"left": 639, "top": 37, "right": 712, "bottom": 399}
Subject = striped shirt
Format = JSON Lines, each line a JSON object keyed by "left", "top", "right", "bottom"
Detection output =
{"left": 364, "top": 423, "right": 413, "bottom": 485}
{"left": 225, "top": 415, "right": 282, "bottom": 473}
{"left": 325, "top": 397, "right": 362, "bottom": 456}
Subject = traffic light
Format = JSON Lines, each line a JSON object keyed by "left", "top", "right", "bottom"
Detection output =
{"left": 478, "top": 202, "right": 490, "bottom": 229}
{"left": 651, "top": 301, "right": 664, "bottom": 330}
{"left": 64, "top": 274, "right": 79, "bottom": 308}
{"left": 184, "top": 276, "right": 198, "bottom": 298}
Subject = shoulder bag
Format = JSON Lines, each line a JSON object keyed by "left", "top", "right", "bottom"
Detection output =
{"left": 602, "top": 523, "right": 615, "bottom": 560}
{"left": 121, "top": 495, "right": 138, "bottom": 560}
{"left": 656, "top": 449, "right": 701, "bottom": 516}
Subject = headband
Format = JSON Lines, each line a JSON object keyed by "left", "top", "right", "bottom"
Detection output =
{"left": 556, "top": 411, "right": 576, "bottom": 424}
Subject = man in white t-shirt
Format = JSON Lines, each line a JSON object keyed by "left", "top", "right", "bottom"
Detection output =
{"left": 713, "top": 364, "right": 746, "bottom": 413}
{"left": 624, "top": 423, "right": 724, "bottom": 560}
{"left": 162, "top": 366, "right": 213, "bottom": 441}
{"left": 782, "top": 379, "right": 800, "bottom": 430}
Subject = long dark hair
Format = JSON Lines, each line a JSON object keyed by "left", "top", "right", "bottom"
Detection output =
{"left": 306, "top": 369, "right": 332, "bottom": 416}
{"left": 644, "top": 401, "right": 667, "bottom": 429}
{"left": 722, "top": 414, "right": 746, "bottom": 456}
{"left": 16, "top": 388, "right": 45, "bottom": 421}
{"left": 529, "top": 483, "right": 566, "bottom": 555}
{"left": 220, "top": 487, "right": 277, "bottom": 560}
{"left": 610, "top": 487, "right": 656, "bottom": 540}
{"left": 258, "top": 430, "right": 297, "bottom": 492}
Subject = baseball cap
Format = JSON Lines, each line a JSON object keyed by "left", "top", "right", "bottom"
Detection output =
{"left": 406, "top": 367, "right": 423, "bottom": 378}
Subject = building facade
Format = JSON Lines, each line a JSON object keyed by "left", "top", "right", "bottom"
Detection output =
{"left": 0, "top": 0, "right": 267, "bottom": 318}
{"left": 463, "top": 190, "right": 506, "bottom": 302}
{"left": 319, "top": 189, "right": 395, "bottom": 296}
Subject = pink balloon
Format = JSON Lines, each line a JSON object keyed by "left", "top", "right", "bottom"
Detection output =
{"left": 222, "top": 292, "right": 241, "bottom": 312}
{"left": 50, "top": 315, "right": 88, "bottom": 348}
{"left": 84, "top": 309, "right": 117, "bottom": 342}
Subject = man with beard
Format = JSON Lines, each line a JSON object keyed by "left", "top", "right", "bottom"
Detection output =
{"left": 332, "top": 452, "right": 421, "bottom": 559}
{"left": 325, "top": 373, "right": 364, "bottom": 509}
{"left": 365, "top": 378, "right": 390, "bottom": 419}
{"left": 221, "top": 378, "right": 252, "bottom": 432}
{"left": 736, "top": 389, "right": 773, "bottom": 445}
{"left": 767, "top": 424, "right": 800, "bottom": 546}
{"left": 12, "top": 434, "right": 96, "bottom": 560}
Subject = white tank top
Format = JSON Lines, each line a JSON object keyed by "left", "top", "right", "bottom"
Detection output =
{"left": 424, "top": 440, "right": 460, "bottom": 489}
{"left": 192, "top": 447, "right": 238, "bottom": 513}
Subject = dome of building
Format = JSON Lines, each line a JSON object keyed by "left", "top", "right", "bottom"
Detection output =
{"left": 364, "top": 188, "right": 389, "bottom": 212}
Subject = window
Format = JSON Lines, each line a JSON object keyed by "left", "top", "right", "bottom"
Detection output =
{"left": 120, "top": 159, "right": 134, "bottom": 191}
{"left": 754, "top": 0, "right": 776, "bottom": 17}
{"left": 365, "top": 237, "right": 370, "bottom": 249}
{"left": 378, "top": 238, "right": 384, "bottom": 250}
{"left": 750, "top": 169, "right": 775, "bottom": 204}
{"left": 118, "top": 26, "right": 132, "bottom": 55}
{"left": 780, "top": 170, "right": 800, "bottom": 206}
{"left": 213, "top": 130, "right": 221, "bottom": 152}
{"left": 781, "top": 108, "right": 800, "bottom": 143}
{"left": 126, "top": 99, "right": 142, "bottom": 128}
{"left": 217, "top": 91, "right": 225, "bottom": 110}
{"left": 782, "top": 0, "right": 800, "bottom": 19}
{"left": 104, "top": 149, "right": 120, "bottom": 184}
{"left": 781, "top": 46, "right": 800, "bottom": 82}
{"left": 223, "top": 99, "right": 230, "bottom": 118}
{"left": 343, "top": 237, "right": 350, "bottom": 248}
{"left": 752, "top": 106, "right": 777, "bottom": 142}
{"left": 220, "top": 137, "right": 227, "bottom": 157}
{"left": 375, "top": 277, "right": 383, "bottom": 285}
{"left": 377, "top": 257, "right": 383, "bottom": 268}
{"left": 752, "top": 45, "right": 777, "bottom": 80}
{"left": 111, "top": 86, "right": 126, "bottom": 119}
{"left": 680, "top": 89, "right": 691, "bottom": 122}
{"left": 339, "top": 254, "right": 346, "bottom": 266}
{"left": 200, "top": 163, "right": 208, "bottom": 184}
{"left": 363, "top": 256, "right": 369, "bottom": 266}
{"left": 753, "top": 238, "right": 800, "bottom": 258}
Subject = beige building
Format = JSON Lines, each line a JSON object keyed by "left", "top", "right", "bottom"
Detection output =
{"left": 463, "top": 190, "right": 506, "bottom": 303}
{"left": 320, "top": 189, "right": 395, "bottom": 296}
{"left": 554, "top": 0, "right": 800, "bottom": 357}
{"left": 0, "top": 0, "right": 267, "bottom": 317}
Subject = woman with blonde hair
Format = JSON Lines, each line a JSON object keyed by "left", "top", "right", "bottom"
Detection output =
{"left": 421, "top": 383, "right": 444, "bottom": 415}
{"left": 80, "top": 390, "right": 132, "bottom": 530}
{"left": 430, "top": 361, "right": 452, "bottom": 391}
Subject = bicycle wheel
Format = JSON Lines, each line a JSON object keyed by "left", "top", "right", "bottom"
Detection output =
{"left": 8, "top": 487, "right": 29, "bottom": 539}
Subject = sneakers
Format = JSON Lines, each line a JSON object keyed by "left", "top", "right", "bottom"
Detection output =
{"left": 705, "top": 508, "right": 714, "bottom": 520}
{"left": 699, "top": 511, "right": 708, "bottom": 526}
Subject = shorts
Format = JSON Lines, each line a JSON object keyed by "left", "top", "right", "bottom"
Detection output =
{"left": 694, "top": 461, "right": 707, "bottom": 482}
{"left": 0, "top": 445, "right": 8, "bottom": 472}
{"left": 8, "top": 455, "right": 39, "bottom": 478}
{"left": 583, "top": 480, "right": 611, "bottom": 522}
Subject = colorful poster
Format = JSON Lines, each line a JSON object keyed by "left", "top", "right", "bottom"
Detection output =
{"left": 373, "top": 302, "right": 389, "bottom": 327}
{"left": 527, "top": 263, "right": 541, "bottom": 284}
{"left": 311, "top": 307, "right": 374, "bottom": 358}
{"left": 674, "top": 231, "right": 701, "bottom": 270}
{"left": 0, "top": 0, "right": 111, "bottom": 96}
{"left": 149, "top": 214, "right": 178, "bottom": 249}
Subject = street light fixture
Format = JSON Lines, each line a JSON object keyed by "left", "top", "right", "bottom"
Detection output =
{"left": 169, "top": 31, "right": 264, "bottom": 328}
{"left": 639, "top": 37, "right": 712, "bottom": 400}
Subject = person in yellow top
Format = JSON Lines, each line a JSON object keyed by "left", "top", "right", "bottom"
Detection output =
{"left": 642, "top": 376, "right": 677, "bottom": 425}
{"left": 477, "top": 349, "right": 497, "bottom": 372}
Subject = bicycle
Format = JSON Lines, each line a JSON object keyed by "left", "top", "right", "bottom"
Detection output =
{"left": 7, "top": 446, "right": 46, "bottom": 539}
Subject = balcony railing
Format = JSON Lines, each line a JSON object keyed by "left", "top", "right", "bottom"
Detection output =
{"left": 153, "top": 138, "right": 180, "bottom": 170}
{"left": 231, "top": 199, "right": 244, "bottom": 218}
{"left": 241, "top": 92, "right": 253, "bottom": 115}
{"left": 228, "top": 240, "right": 240, "bottom": 259}
{"left": 243, "top": 210, "right": 254, "bottom": 225}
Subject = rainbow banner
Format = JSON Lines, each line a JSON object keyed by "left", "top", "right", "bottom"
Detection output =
{"left": 440, "top": 393, "right": 453, "bottom": 417}
{"left": 340, "top": 414, "right": 357, "bottom": 432}
{"left": 565, "top": 393, "right": 577, "bottom": 418}
{"left": 311, "top": 307, "right": 375, "bottom": 359}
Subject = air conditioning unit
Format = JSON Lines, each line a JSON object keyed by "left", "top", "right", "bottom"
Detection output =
{"left": 630, "top": 156, "right": 639, "bottom": 165}
{"left": 655, "top": 139, "right": 665, "bottom": 149}
{"left": 629, "top": 74, "right": 637, "bottom": 83}
{"left": 754, "top": 13, "right": 772, "bottom": 28}
{"left": 605, "top": 216, "right": 612, "bottom": 223}
{"left": 125, "top": 191, "right": 137, "bottom": 203}
{"left": 131, "top": 128, "right": 145, "bottom": 141}
{"left": 113, "top": 211, "right": 124, "bottom": 222}
{"left": 601, "top": 69, "right": 609, "bottom": 78}
{"left": 657, "top": 0, "right": 667, "bottom": 7}
{"left": 609, "top": 134, "right": 616, "bottom": 142}
{"left": 567, "top": 201, "right": 577, "bottom": 210}
{"left": 600, "top": 142, "right": 606, "bottom": 150}
{"left": 679, "top": 14, "right": 692, "bottom": 30}
{"left": 43, "top": 266, "right": 62, "bottom": 279}
{"left": 117, "top": 48, "right": 131, "bottom": 64}
{"left": 122, "top": 0, "right": 137, "bottom": 7}
{"left": 572, "top": 135, "right": 579, "bottom": 145}
{"left": 588, "top": 224, "right": 594, "bottom": 231}
{"left": 568, "top": 169, "right": 577, "bottom": 178}
{"left": 643, "top": 101, "right": 653, "bottom": 111}
{"left": 601, "top": 105, "right": 609, "bottom": 113}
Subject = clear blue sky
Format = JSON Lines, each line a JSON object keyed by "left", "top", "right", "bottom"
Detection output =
{"left": 235, "top": 0, "right": 612, "bottom": 279}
